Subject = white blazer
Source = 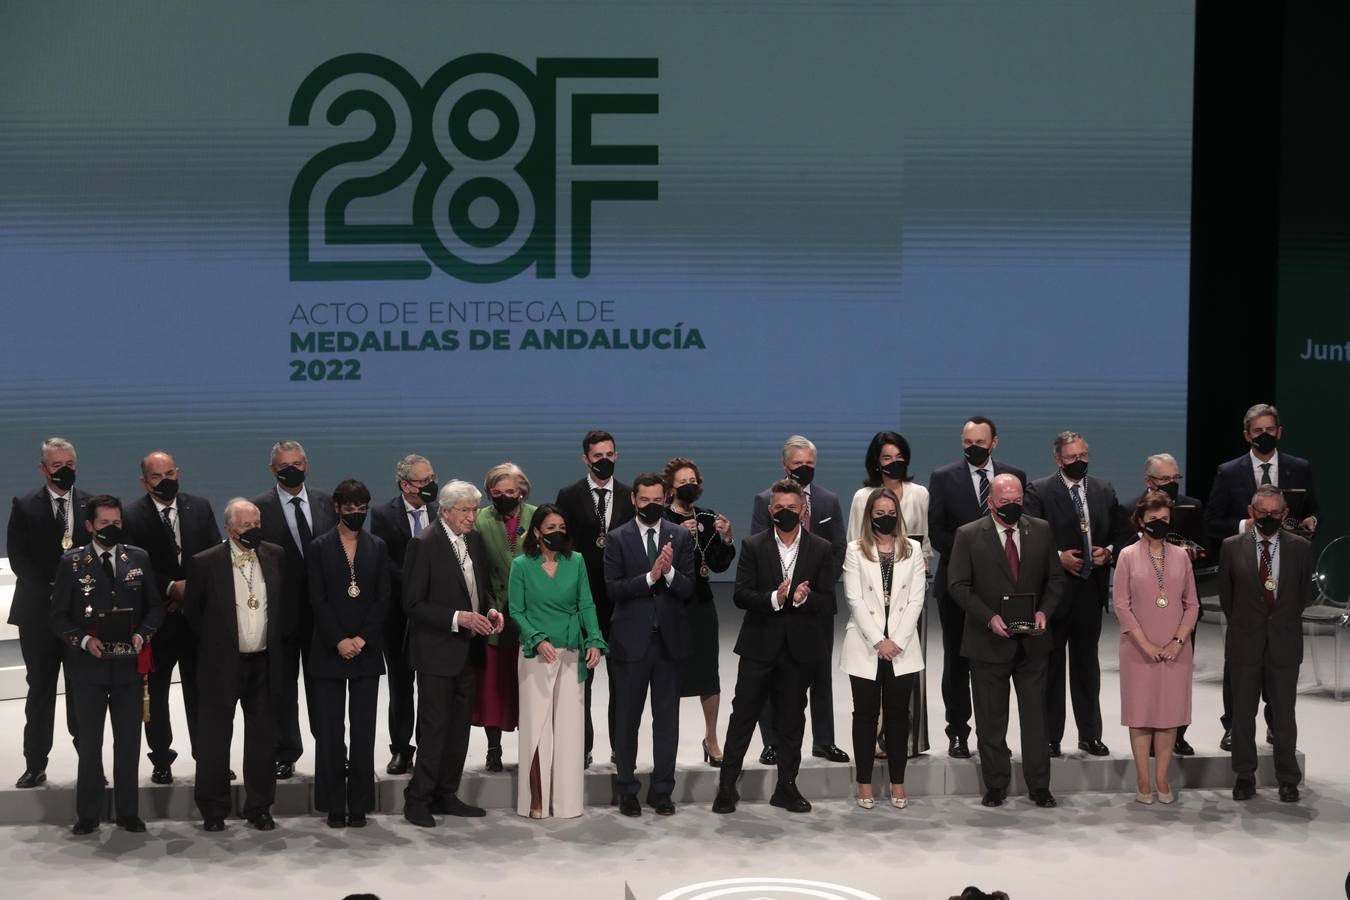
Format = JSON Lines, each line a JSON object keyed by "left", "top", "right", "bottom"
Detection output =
{"left": 840, "top": 538, "right": 926, "bottom": 678}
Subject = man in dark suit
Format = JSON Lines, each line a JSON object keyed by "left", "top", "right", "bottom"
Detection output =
{"left": 1024, "top": 431, "right": 1130, "bottom": 758}
{"left": 927, "top": 415, "right": 1027, "bottom": 759}
{"left": 749, "top": 435, "right": 849, "bottom": 765}
{"left": 1219, "top": 485, "right": 1313, "bottom": 803}
{"left": 713, "top": 479, "right": 836, "bottom": 815}
{"left": 121, "top": 449, "right": 221, "bottom": 783}
{"left": 401, "top": 481, "right": 503, "bottom": 826}
{"left": 948, "top": 474, "right": 1064, "bottom": 808}
{"left": 51, "top": 495, "right": 165, "bottom": 834}
{"left": 554, "top": 429, "right": 634, "bottom": 766}
{"left": 1204, "top": 403, "right": 1319, "bottom": 750}
{"left": 6, "top": 437, "right": 90, "bottom": 788}
{"left": 603, "top": 472, "right": 696, "bottom": 816}
{"left": 184, "top": 498, "right": 286, "bottom": 831}
{"left": 369, "top": 452, "right": 438, "bottom": 775}
{"left": 252, "top": 439, "right": 335, "bottom": 779}
{"left": 1119, "top": 452, "right": 1206, "bottom": 756}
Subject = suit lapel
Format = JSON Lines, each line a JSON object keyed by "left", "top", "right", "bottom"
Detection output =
{"left": 985, "top": 517, "right": 1015, "bottom": 583}
{"left": 431, "top": 525, "right": 470, "bottom": 597}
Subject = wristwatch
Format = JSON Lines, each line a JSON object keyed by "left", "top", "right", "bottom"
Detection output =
{"left": 1170, "top": 637, "right": 1184, "bottom": 646}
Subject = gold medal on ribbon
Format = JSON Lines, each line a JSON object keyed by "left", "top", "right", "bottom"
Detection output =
{"left": 247, "top": 593, "right": 258, "bottom": 610}
{"left": 83, "top": 605, "right": 93, "bottom": 618}
{"left": 61, "top": 534, "right": 73, "bottom": 550}
{"left": 1079, "top": 521, "right": 1089, "bottom": 533}
{"left": 1155, "top": 595, "right": 1169, "bottom": 609}
{"left": 699, "top": 564, "right": 711, "bottom": 578}
{"left": 595, "top": 535, "right": 607, "bottom": 549}
{"left": 348, "top": 582, "right": 361, "bottom": 598}
{"left": 1264, "top": 579, "right": 1276, "bottom": 592}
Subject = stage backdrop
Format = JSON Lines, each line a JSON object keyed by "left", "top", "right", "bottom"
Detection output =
{"left": 1, "top": 1, "right": 1193, "bottom": 552}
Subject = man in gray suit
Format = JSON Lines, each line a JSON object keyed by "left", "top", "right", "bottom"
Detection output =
{"left": 948, "top": 474, "right": 1065, "bottom": 808}
{"left": 1219, "top": 485, "right": 1313, "bottom": 803}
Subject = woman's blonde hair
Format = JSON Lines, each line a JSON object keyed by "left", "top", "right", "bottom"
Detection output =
{"left": 483, "top": 461, "right": 531, "bottom": 501}
{"left": 857, "top": 487, "right": 911, "bottom": 561}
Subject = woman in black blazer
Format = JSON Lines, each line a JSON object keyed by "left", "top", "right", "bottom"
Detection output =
{"left": 307, "top": 479, "right": 390, "bottom": 827}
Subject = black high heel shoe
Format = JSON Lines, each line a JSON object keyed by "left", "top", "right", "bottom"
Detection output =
{"left": 702, "top": 739, "right": 723, "bottom": 768}
{"left": 486, "top": 746, "right": 504, "bottom": 773}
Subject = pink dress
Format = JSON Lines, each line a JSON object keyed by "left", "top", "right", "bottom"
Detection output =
{"left": 1114, "top": 541, "right": 1200, "bottom": 728}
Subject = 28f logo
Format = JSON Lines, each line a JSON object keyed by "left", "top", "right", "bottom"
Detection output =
{"left": 289, "top": 53, "right": 658, "bottom": 283}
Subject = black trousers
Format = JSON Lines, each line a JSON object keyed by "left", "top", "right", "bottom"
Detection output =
{"left": 757, "top": 646, "right": 835, "bottom": 748}
{"left": 195, "top": 652, "right": 276, "bottom": 820}
{"left": 720, "top": 652, "right": 812, "bottom": 786}
{"left": 850, "top": 663, "right": 917, "bottom": 785}
{"left": 1230, "top": 658, "right": 1301, "bottom": 786}
{"left": 18, "top": 624, "right": 78, "bottom": 770}
{"left": 315, "top": 675, "right": 379, "bottom": 817}
{"left": 970, "top": 645, "right": 1051, "bottom": 793}
{"left": 383, "top": 610, "right": 417, "bottom": 755}
{"left": 1221, "top": 656, "right": 1273, "bottom": 732}
{"left": 1046, "top": 596, "right": 1104, "bottom": 744}
{"left": 144, "top": 611, "right": 198, "bottom": 767}
{"left": 936, "top": 589, "right": 974, "bottom": 740}
{"left": 610, "top": 635, "right": 679, "bottom": 798}
{"left": 71, "top": 680, "right": 141, "bottom": 822}
{"left": 404, "top": 669, "right": 474, "bottom": 810}
{"left": 275, "top": 630, "right": 320, "bottom": 764}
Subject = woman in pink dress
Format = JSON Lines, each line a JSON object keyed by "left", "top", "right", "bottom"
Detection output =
{"left": 1113, "top": 489, "right": 1199, "bottom": 805}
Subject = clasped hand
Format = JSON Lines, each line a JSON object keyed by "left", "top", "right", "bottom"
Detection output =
{"left": 649, "top": 541, "right": 675, "bottom": 581}
{"left": 776, "top": 579, "right": 810, "bottom": 606}
{"left": 459, "top": 609, "right": 505, "bottom": 636}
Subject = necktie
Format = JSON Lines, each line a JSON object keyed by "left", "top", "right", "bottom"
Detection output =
{"left": 411, "top": 507, "right": 424, "bottom": 536}
{"left": 645, "top": 527, "right": 658, "bottom": 566}
{"left": 55, "top": 496, "right": 69, "bottom": 544}
{"left": 593, "top": 488, "right": 608, "bottom": 528}
{"left": 977, "top": 468, "right": 990, "bottom": 509}
{"left": 290, "top": 496, "right": 312, "bottom": 552}
{"left": 1071, "top": 483, "right": 1093, "bottom": 579}
{"left": 1259, "top": 539, "right": 1275, "bottom": 611}
{"left": 1259, "top": 463, "right": 1272, "bottom": 486}
{"left": 161, "top": 506, "right": 180, "bottom": 557}
{"left": 101, "top": 550, "right": 115, "bottom": 582}
{"left": 1004, "top": 528, "right": 1020, "bottom": 583}
{"left": 802, "top": 492, "right": 813, "bottom": 531}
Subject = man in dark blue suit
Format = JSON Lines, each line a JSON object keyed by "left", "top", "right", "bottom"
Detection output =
{"left": 603, "top": 472, "right": 696, "bottom": 816}
{"left": 749, "top": 435, "right": 849, "bottom": 764}
{"left": 927, "top": 415, "right": 1026, "bottom": 758}
{"left": 1203, "top": 403, "right": 1319, "bottom": 749}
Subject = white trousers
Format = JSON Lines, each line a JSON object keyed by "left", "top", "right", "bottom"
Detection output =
{"left": 517, "top": 648, "right": 586, "bottom": 818}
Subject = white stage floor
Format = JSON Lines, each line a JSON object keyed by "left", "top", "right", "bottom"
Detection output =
{"left": 1, "top": 593, "right": 1347, "bottom": 899}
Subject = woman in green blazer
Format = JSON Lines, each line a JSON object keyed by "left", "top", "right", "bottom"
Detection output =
{"left": 510, "top": 504, "right": 606, "bottom": 818}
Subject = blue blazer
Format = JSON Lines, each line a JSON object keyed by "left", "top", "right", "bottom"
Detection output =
{"left": 306, "top": 528, "right": 390, "bottom": 679}
{"left": 602, "top": 518, "right": 696, "bottom": 663}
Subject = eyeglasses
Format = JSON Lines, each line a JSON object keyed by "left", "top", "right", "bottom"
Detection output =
{"left": 1147, "top": 474, "right": 1183, "bottom": 485}
{"left": 449, "top": 505, "right": 479, "bottom": 515}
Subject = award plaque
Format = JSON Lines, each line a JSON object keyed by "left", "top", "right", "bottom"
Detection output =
{"left": 1000, "top": 593, "right": 1040, "bottom": 636}
{"left": 94, "top": 608, "right": 138, "bottom": 657}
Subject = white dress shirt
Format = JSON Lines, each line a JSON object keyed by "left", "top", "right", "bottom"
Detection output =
{"left": 48, "top": 485, "right": 74, "bottom": 543}
{"left": 277, "top": 484, "right": 311, "bottom": 554}
{"left": 442, "top": 521, "right": 480, "bottom": 632}
{"left": 230, "top": 540, "right": 268, "bottom": 652}
{"left": 769, "top": 527, "right": 804, "bottom": 611}
{"left": 587, "top": 473, "right": 615, "bottom": 532}
{"left": 637, "top": 520, "right": 675, "bottom": 587}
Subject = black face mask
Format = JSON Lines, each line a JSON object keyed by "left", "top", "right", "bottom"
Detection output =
{"left": 276, "top": 465, "right": 306, "bottom": 489}
{"left": 492, "top": 494, "right": 520, "bottom": 516}
{"left": 93, "top": 524, "right": 123, "bottom": 546}
{"left": 1141, "top": 519, "right": 1171, "bottom": 540}
{"left": 772, "top": 509, "right": 802, "bottom": 532}
{"left": 1061, "top": 459, "right": 1089, "bottom": 481}
{"left": 1154, "top": 480, "right": 1180, "bottom": 500}
{"left": 1254, "top": 515, "right": 1283, "bottom": 536}
{"left": 788, "top": 465, "right": 815, "bottom": 487}
{"left": 994, "top": 502, "right": 1023, "bottom": 525}
{"left": 636, "top": 502, "right": 665, "bottom": 525}
{"left": 1250, "top": 432, "right": 1279, "bottom": 455}
{"left": 236, "top": 527, "right": 263, "bottom": 550}
{"left": 870, "top": 514, "right": 898, "bottom": 535}
{"left": 674, "top": 483, "right": 701, "bottom": 505}
{"left": 49, "top": 466, "right": 76, "bottom": 491}
{"left": 341, "top": 512, "right": 367, "bottom": 532}
{"left": 540, "top": 531, "right": 567, "bottom": 552}
{"left": 879, "top": 460, "right": 908, "bottom": 481}
{"left": 151, "top": 478, "right": 180, "bottom": 503}
{"left": 416, "top": 481, "right": 438, "bottom": 504}
{"left": 963, "top": 444, "right": 991, "bottom": 467}
{"left": 589, "top": 457, "right": 615, "bottom": 480}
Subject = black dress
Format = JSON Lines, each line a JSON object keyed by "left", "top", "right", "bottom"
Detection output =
{"left": 665, "top": 506, "right": 735, "bottom": 697}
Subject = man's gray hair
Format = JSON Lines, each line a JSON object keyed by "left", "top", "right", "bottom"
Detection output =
{"left": 1251, "top": 484, "right": 1288, "bottom": 511}
{"left": 1144, "top": 453, "right": 1178, "bottom": 475}
{"left": 40, "top": 437, "right": 75, "bottom": 460}
{"left": 396, "top": 453, "right": 431, "bottom": 482}
{"left": 269, "top": 440, "right": 306, "bottom": 465}
{"left": 1243, "top": 403, "right": 1280, "bottom": 432}
{"left": 781, "top": 435, "right": 817, "bottom": 460}
{"left": 223, "top": 497, "right": 259, "bottom": 527}
{"left": 438, "top": 480, "right": 482, "bottom": 509}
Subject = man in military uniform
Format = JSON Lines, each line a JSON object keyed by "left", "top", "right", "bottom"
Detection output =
{"left": 51, "top": 495, "right": 164, "bottom": 834}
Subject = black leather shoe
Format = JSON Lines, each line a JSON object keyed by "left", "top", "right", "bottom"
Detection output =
{"left": 948, "top": 737, "right": 972, "bottom": 759}
{"left": 274, "top": 762, "right": 295, "bottom": 780}
{"left": 485, "top": 746, "right": 503, "bottom": 772}
{"left": 1265, "top": 729, "right": 1275, "bottom": 746}
{"left": 442, "top": 796, "right": 486, "bottom": 817}
{"left": 71, "top": 819, "right": 99, "bottom": 835}
{"left": 1278, "top": 783, "right": 1300, "bottom": 803}
{"left": 812, "top": 744, "right": 850, "bottom": 763}
{"left": 648, "top": 794, "right": 676, "bottom": 815}
{"left": 117, "top": 816, "right": 147, "bottom": 832}
{"left": 151, "top": 766, "right": 173, "bottom": 785}
{"left": 584, "top": 753, "right": 593, "bottom": 769}
{"left": 386, "top": 751, "right": 413, "bottom": 776}
{"left": 758, "top": 745, "right": 778, "bottom": 766}
{"left": 981, "top": 788, "right": 1006, "bottom": 808}
{"left": 348, "top": 813, "right": 368, "bottom": 828}
{"left": 327, "top": 813, "right": 347, "bottom": 828}
{"left": 1047, "top": 743, "right": 1062, "bottom": 758}
{"left": 712, "top": 785, "right": 739, "bottom": 814}
{"left": 769, "top": 780, "right": 811, "bottom": 813}
{"left": 247, "top": 813, "right": 277, "bottom": 831}
{"left": 611, "top": 752, "right": 618, "bottom": 764}
{"left": 1173, "top": 737, "right": 1195, "bottom": 757}
{"left": 203, "top": 818, "right": 225, "bottom": 832}
{"left": 618, "top": 795, "right": 641, "bottom": 817}
{"left": 403, "top": 806, "right": 436, "bottom": 827}
{"left": 229, "top": 769, "right": 237, "bottom": 781}
{"left": 1030, "top": 789, "right": 1057, "bottom": 808}
{"left": 1078, "top": 739, "right": 1110, "bottom": 757}
{"left": 428, "top": 799, "right": 448, "bottom": 815}
{"left": 1219, "top": 729, "right": 1233, "bottom": 752}
{"left": 15, "top": 769, "right": 46, "bottom": 789}
{"left": 1232, "top": 779, "right": 1256, "bottom": 801}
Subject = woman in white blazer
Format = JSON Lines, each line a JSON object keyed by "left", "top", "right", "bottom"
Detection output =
{"left": 841, "top": 487, "right": 926, "bottom": 810}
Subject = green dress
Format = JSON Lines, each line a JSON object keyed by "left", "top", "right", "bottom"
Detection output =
{"left": 509, "top": 551, "right": 607, "bottom": 682}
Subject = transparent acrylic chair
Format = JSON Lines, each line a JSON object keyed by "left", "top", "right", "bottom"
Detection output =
{"left": 1303, "top": 536, "right": 1350, "bottom": 700}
